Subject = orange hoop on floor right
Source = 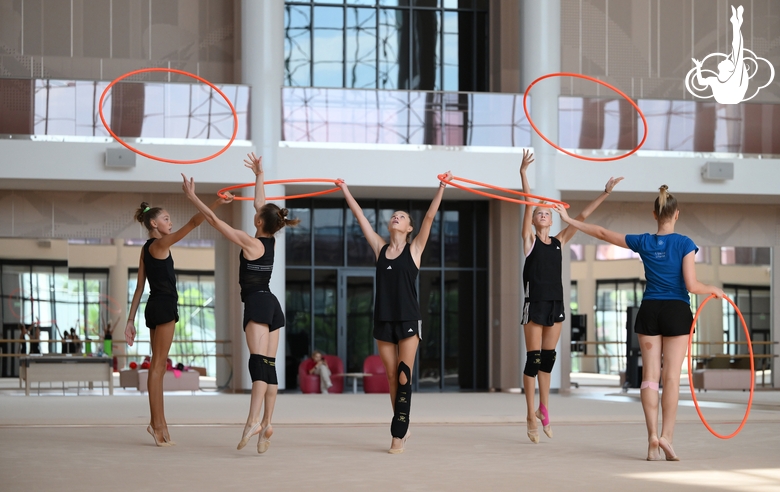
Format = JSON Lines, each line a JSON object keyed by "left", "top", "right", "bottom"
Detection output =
{"left": 687, "top": 294, "right": 754, "bottom": 439}
{"left": 438, "top": 174, "right": 569, "bottom": 208}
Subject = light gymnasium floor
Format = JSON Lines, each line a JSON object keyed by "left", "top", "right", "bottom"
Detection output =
{"left": 1, "top": 378, "right": 779, "bottom": 492}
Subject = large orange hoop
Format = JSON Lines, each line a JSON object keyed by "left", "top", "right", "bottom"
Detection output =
{"left": 98, "top": 68, "right": 239, "bottom": 164}
{"left": 218, "top": 179, "right": 343, "bottom": 201}
{"left": 438, "top": 174, "right": 570, "bottom": 208}
{"left": 687, "top": 294, "right": 755, "bottom": 439}
{"left": 523, "top": 73, "right": 648, "bottom": 161}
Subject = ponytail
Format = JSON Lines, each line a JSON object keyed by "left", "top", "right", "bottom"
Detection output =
{"left": 653, "top": 185, "right": 678, "bottom": 223}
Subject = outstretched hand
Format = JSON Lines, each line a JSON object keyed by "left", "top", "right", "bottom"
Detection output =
{"left": 243, "top": 152, "right": 263, "bottom": 175}
{"left": 520, "top": 149, "right": 534, "bottom": 173}
{"left": 552, "top": 203, "right": 571, "bottom": 222}
{"left": 125, "top": 320, "right": 136, "bottom": 347}
{"left": 181, "top": 173, "right": 196, "bottom": 197}
{"left": 604, "top": 176, "right": 624, "bottom": 194}
{"left": 218, "top": 191, "right": 235, "bottom": 205}
{"left": 440, "top": 170, "right": 453, "bottom": 185}
{"left": 712, "top": 287, "right": 725, "bottom": 300}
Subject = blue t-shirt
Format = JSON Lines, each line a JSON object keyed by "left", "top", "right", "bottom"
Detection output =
{"left": 624, "top": 233, "right": 698, "bottom": 303}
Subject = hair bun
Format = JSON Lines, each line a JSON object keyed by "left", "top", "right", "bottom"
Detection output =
{"left": 659, "top": 185, "right": 669, "bottom": 193}
{"left": 280, "top": 208, "right": 289, "bottom": 218}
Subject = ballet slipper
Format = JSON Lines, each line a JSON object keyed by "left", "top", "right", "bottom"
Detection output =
{"left": 646, "top": 439, "right": 662, "bottom": 461}
{"left": 535, "top": 403, "right": 553, "bottom": 439}
{"left": 658, "top": 437, "right": 680, "bottom": 461}
{"left": 257, "top": 424, "right": 272, "bottom": 454}
{"left": 147, "top": 425, "right": 171, "bottom": 447}
{"left": 526, "top": 418, "right": 539, "bottom": 444}
{"left": 388, "top": 429, "right": 410, "bottom": 454}
{"left": 237, "top": 422, "right": 261, "bottom": 450}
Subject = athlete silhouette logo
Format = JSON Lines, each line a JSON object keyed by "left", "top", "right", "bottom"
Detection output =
{"left": 685, "top": 5, "right": 774, "bottom": 104}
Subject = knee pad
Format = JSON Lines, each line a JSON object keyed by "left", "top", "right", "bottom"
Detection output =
{"left": 390, "top": 361, "right": 412, "bottom": 439}
{"left": 262, "top": 356, "right": 278, "bottom": 385}
{"left": 523, "top": 351, "right": 542, "bottom": 378}
{"left": 248, "top": 354, "right": 263, "bottom": 382}
{"left": 539, "top": 350, "right": 557, "bottom": 373}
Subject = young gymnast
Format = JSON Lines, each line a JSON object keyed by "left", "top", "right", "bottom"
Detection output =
{"left": 338, "top": 172, "right": 451, "bottom": 454}
{"left": 181, "top": 152, "right": 298, "bottom": 454}
{"left": 553, "top": 185, "right": 723, "bottom": 460}
{"left": 519, "top": 149, "right": 623, "bottom": 443}
{"left": 126, "top": 196, "right": 230, "bottom": 446}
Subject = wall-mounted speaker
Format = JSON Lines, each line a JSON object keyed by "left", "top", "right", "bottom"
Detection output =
{"left": 106, "top": 148, "right": 136, "bottom": 168}
{"left": 701, "top": 161, "right": 733, "bottom": 180}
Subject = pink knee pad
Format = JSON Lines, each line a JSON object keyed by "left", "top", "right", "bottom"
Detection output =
{"left": 640, "top": 381, "right": 659, "bottom": 391}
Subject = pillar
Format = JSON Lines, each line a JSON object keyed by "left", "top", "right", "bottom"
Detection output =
{"left": 108, "top": 239, "right": 128, "bottom": 369}
{"left": 772, "top": 247, "right": 779, "bottom": 389}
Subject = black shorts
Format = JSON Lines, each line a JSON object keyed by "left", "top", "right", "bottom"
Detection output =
{"left": 145, "top": 296, "right": 179, "bottom": 329}
{"left": 634, "top": 300, "right": 693, "bottom": 337}
{"left": 243, "top": 291, "right": 285, "bottom": 332}
{"left": 373, "top": 320, "right": 422, "bottom": 344}
{"left": 522, "top": 300, "right": 565, "bottom": 326}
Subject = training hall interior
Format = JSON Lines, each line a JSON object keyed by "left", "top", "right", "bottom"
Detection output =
{"left": 1, "top": 1, "right": 779, "bottom": 490}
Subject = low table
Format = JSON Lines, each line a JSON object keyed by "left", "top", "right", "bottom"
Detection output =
{"left": 334, "top": 372, "right": 372, "bottom": 394}
{"left": 19, "top": 356, "right": 114, "bottom": 396}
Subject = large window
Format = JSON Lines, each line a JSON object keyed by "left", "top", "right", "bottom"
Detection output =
{"left": 127, "top": 270, "right": 217, "bottom": 377}
{"left": 722, "top": 285, "right": 770, "bottom": 364}
{"left": 594, "top": 279, "right": 644, "bottom": 375}
{"left": 284, "top": 1, "right": 489, "bottom": 91}
{"left": 285, "top": 198, "right": 489, "bottom": 391}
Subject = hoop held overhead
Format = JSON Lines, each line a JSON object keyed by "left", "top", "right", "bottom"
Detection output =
{"left": 99, "top": 68, "right": 239, "bottom": 164}
{"left": 438, "top": 174, "right": 570, "bottom": 208}
{"left": 687, "top": 294, "right": 754, "bottom": 439}
{"left": 218, "top": 178, "right": 343, "bottom": 201}
{"left": 523, "top": 72, "right": 648, "bottom": 162}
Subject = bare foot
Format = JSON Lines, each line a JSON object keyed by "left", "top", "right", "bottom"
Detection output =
{"left": 646, "top": 438, "right": 661, "bottom": 461}
{"left": 237, "top": 421, "right": 262, "bottom": 450}
{"left": 658, "top": 437, "right": 680, "bottom": 461}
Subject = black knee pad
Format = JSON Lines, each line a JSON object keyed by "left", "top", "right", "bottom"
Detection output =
{"left": 263, "top": 356, "right": 278, "bottom": 385}
{"left": 539, "top": 350, "right": 557, "bottom": 373}
{"left": 390, "top": 361, "right": 412, "bottom": 439}
{"left": 523, "top": 351, "right": 542, "bottom": 378}
{"left": 248, "top": 354, "right": 263, "bottom": 382}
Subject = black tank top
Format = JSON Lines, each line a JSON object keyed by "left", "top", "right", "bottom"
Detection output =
{"left": 523, "top": 235, "right": 563, "bottom": 301}
{"left": 374, "top": 243, "right": 421, "bottom": 322}
{"left": 239, "top": 237, "right": 275, "bottom": 301}
{"left": 143, "top": 238, "right": 177, "bottom": 299}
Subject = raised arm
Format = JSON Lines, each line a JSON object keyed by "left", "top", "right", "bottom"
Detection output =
{"left": 244, "top": 152, "right": 265, "bottom": 212}
{"left": 410, "top": 171, "right": 451, "bottom": 264}
{"left": 124, "top": 251, "right": 146, "bottom": 346}
{"left": 181, "top": 174, "right": 264, "bottom": 258}
{"left": 152, "top": 198, "right": 227, "bottom": 253}
{"left": 519, "top": 149, "right": 536, "bottom": 255}
{"left": 683, "top": 252, "right": 724, "bottom": 298}
{"left": 557, "top": 176, "right": 623, "bottom": 246}
{"left": 338, "top": 180, "right": 386, "bottom": 259}
{"left": 553, "top": 203, "right": 628, "bottom": 249}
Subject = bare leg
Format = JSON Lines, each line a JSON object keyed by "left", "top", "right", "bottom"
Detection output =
{"left": 659, "top": 335, "right": 688, "bottom": 461}
{"left": 536, "top": 322, "right": 561, "bottom": 438}
{"left": 148, "top": 321, "right": 175, "bottom": 445}
{"left": 389, "top": 336, "right": 419, "bottom": 452}
{"left": 523, "top": 323, "right": 543, "bottom": 442}
{"left": 240, "top": 322, "right": 270, "bottom": 445}
{"left": 638, "top": 334, "right": 662, "bottom": 460}
{"left": 260, "top": 329, "right": 281, "bottom": 443}
{"left": 377, "top": 340, "right": 399, "bottom": 410}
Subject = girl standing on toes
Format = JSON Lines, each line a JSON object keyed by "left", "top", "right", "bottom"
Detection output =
{"left": 519, "top": 149, "right": 622, "bottom": 444}
{"left": 553, "top": 185, "right": 723, "bottom": 461}
{"left": 339, "top": 172, "right": 451, "bottom": 454}
{"left": 126, "top": 197, "right": 230, "bottom": 447}
{"left": 181, "top": 152, "right": 298, "bottom": 454}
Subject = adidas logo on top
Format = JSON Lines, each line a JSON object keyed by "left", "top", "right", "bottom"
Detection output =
{"left": 387, "top": 266, "right": 392, "bottom": 269}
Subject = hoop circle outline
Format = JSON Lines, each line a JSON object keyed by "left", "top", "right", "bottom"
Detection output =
{"left": 218, "top": 179, "right": 342, "bottom": 201}
{"left": 523, "top": 73, "right": 648, "bottom": 162}
{"left": 687, "top": 294, "right": 754, "bottom": 439}
{"left": 438, "top": 174, "right": 570, "bottom": 208}
{"left": 98, "top": 68, "right": 239, "bottom": 164}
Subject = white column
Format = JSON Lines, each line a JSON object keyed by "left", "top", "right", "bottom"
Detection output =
{"left": 772, "top": 247, "right": 779, "bottom": 389}
{"left": 108, "top": 239, "right": 128, "bottom": 369}
{"left": 521, "top": 0, "right": 564, "bottom": 391}
{"left": 239, "top": 0, "right": 287, "bottom": 390}
{"left": 214, "top": 234, "right": 235, "bottom": 389}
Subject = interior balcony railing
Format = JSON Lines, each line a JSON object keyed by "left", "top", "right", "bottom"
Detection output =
{"left": 283, "top": 87, "right": 780, "bottom": 156}
{"left": 0, "top": 78, "right": 250, "bottom": 144}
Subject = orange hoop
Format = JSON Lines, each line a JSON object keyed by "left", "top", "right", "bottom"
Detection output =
{"left": 98, "top": 68, "right": 239, "bottom": 164}
{"left": 218, "top": 179, "right": 343, "bottom": 201}
{"left": 523, "top": 73, "right": 648, "bottom": 161}
{"left": 687, "top": 294, "right": 754, "bottom": 439}
{"left": 438, "top": 174, "right": 569, "bottom": 208}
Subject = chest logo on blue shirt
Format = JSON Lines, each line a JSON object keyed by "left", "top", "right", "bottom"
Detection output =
{"left": 657, "top": 239, "right": 665, "bottom": 246}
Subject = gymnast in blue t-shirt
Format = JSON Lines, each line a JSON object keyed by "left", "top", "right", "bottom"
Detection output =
{"left": 554, "top": 185, "right": 723, "bottom": 463}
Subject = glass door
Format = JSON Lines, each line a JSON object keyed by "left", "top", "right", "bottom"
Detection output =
{"left": 337, "top": 270, "right": 375, "bottom": 374}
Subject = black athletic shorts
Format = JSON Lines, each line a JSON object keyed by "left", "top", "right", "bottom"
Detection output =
{"left": 242, "top": 291, "right": 285, "bottom": 332}
{"left": 373, "top": 320, "right": 422, "bottom": 344}
{"left": 634, "top": 300, "right": 693, "bottom": 337}
{"left": 145, "top": 295, "right": 179, "bottom": 329}
{"left": 521, "top": 300, "right": 565, "bottom": 326}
